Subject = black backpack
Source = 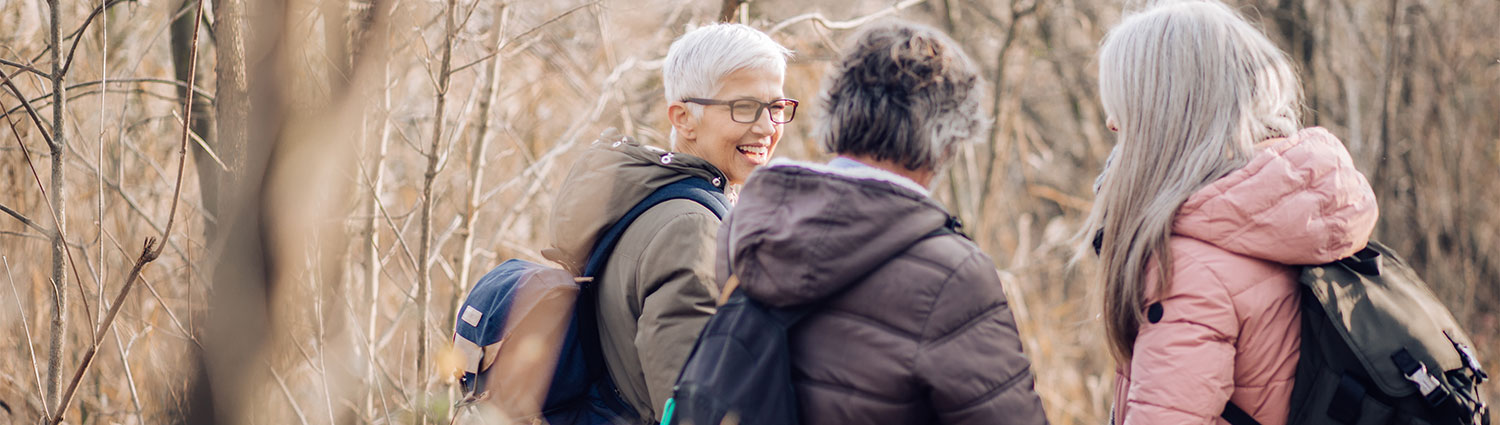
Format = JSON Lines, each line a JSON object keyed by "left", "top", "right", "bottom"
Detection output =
{"left": 1222, "top": 241, "right": 1490, "bottom": 425}
{"left": 662, "top": 220, "right": 964, "bottom": 425}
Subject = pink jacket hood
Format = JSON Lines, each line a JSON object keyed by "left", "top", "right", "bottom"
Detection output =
{"left": 1173, "top": 127, "right": 1379, "bottom": 265}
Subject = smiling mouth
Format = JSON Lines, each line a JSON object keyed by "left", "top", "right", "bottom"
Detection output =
{"left": 737, "top": 145, "right": 768, "bottom": 161}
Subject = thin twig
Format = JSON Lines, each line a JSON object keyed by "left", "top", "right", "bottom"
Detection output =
{"left": 172, "top": 109, "right": 229, "bottom": 171}
{"left": 110, "top": 327, "right": 146, "bottom": 425}
{"left": 268, "top": 362, "right": 313, "bottom": 425}
{"left": 0, "top": 57, "right": 49, "bottom": 79}
{"left": 0, "top": 201, "right": 55, "bottom": 238}
{"left": 5, "top": 78, "right": 216, "bottom": 116}
{"left": 449, "top": 1, "right": 600, "bottom": 74}
{"left": 4, "top": 257, "right": 50, "bottom": 417}
{"left": 102, "top": 228, "right": 200, "bottom": 347}
{"left": 27, "top": 0, "right": 138, "bottom": 66}
{"left": 59, "top": 0, "right": 139, "bottom": 77}
{"left": 0, "top": 67, "right": 56, "bottom": 147}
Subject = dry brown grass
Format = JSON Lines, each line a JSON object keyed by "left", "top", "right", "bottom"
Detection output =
{"left": 1, "top": 0, "right": 1495, "bottom": 424}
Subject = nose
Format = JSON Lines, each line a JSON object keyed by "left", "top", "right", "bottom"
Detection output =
{"left": 750, "top": 107, "right": 777, "bottom": 136}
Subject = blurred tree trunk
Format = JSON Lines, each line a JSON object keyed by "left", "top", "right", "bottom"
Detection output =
{"left": 216, "top": 0, "right": 250, "bottom": 204}
{"left": 1273, "top": 0, "right": 1318, "bottom": 122}
{"left": 322, "top": 0, "right": 351, "bottom": 92}
{"left": 176, "top": 0, "right": 260, "bottom": 421}
{"left": 719, "top": 0, "right": 744, "bottom": 22}
{"left": 172, "top": 0, "right": 220, "bottom": 240}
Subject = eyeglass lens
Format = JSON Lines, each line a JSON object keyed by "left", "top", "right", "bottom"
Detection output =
{"left": 729, "top": 99, "right": 796, "bottom": 124}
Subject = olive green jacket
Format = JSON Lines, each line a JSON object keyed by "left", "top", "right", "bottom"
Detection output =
{"left": 542, "top": 137, "right": 730, "bottom": 422}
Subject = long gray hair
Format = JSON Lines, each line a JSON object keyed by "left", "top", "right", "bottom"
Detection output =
{"left": 1081, "top": 0, "right": 1302, "bottom": 361}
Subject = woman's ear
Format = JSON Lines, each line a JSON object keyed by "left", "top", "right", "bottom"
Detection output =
{"left": 668, "top": 103, "right": 696, "bottom": 141}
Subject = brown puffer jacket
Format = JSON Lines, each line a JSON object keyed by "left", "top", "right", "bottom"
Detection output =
{"left": 717, "top": 160, "right": 1049, "bottom": 425}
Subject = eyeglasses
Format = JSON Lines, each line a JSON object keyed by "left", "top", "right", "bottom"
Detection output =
{"left": 683, "top": 97, "right": 799, "bottom": 124}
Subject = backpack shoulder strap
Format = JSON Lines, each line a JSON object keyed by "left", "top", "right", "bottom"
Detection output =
{"left": 582, "top": 176, "right": 730, "bottom": 280}
{"left": 1221, "top": 402, "right": 1262, "bottom": 425}
{"left": 571, "top": 176, "right": 728, "bottom": 422}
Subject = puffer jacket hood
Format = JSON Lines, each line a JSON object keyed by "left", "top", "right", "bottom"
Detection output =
{"left": 720, "top": 160, "right": 950, "bottom": 307}
{"left": 542, "top": 135, "right": 728, "bottom": 274}
{"left": 1172, "top": 127, "right": 1379, "bottom": 264}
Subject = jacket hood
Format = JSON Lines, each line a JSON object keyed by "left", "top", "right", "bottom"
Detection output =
{"left": 542, "top": 136, "right": 727, "bottom": 274}
{"left": 1173, "top": 127, "right": 1379, "bottom": 265}
{"left": 720, "top": 159, "right": 953, "bottom": 307}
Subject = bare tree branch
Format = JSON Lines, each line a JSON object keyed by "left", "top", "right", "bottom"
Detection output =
{"left": 0, "top": 67, "right": 56, "bottom": 147}
{"left": 59, "top": 0, "right": 139, "bottom": 77}
{"left": 7, "top": 78, "right": 216, "bottom": 121}
{"left": 768, "top": 0, "right": 927, "bottom": 34}
{"left": 449, "top": 1, "right": 600, "bottom": 74}
{"left": 0, "top": 201, "right": 55, "bottom": 238}
{"left": 0, "top": 57, "right": 49, "bottom": 79}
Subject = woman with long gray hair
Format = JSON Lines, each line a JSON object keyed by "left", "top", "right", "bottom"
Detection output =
{"left": 1082, "top": 2, "right": 1379, "bottom": 424}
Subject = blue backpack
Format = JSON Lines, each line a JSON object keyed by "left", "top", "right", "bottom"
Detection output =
{"left": 454, "top": 177, "right": 730, "bottom": 424}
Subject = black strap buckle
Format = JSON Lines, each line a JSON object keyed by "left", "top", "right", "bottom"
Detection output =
{"left": 1392, "top": 349, "right": 1452, "bottom": 408}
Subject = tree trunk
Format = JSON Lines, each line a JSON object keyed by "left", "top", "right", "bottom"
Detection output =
{"left": 45, "top": 0, "right": 68, "bottom": 413}
{"left": 719, "top": 0, "right": 744, "bottom": 22}
{"left": 176, "top": 0, "right": 254, "bottom": 422}
{"left": 356, "top": 0, "right": 391, "bottom": 419}
{"left": 415, "top": 0, "right": 457, "bottom": 421}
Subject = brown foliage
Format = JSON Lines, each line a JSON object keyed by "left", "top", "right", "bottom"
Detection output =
{"left": 0, "top": 0, "right": 1495, "bottom": 424}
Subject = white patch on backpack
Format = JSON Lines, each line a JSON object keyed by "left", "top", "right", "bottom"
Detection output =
{"left": 462, "top": 306, "right": 483, "bottom": 327}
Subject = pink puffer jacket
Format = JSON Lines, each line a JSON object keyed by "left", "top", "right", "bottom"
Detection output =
{"left": 1111, "top": 128, "right": 1379, "bottom": 425}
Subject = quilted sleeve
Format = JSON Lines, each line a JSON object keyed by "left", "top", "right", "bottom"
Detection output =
{"left": 1122, "top": 257, "right": 1239, "bottom": 425}
{"left": 915, "top": 250, "right": 1049, "bottom": 425}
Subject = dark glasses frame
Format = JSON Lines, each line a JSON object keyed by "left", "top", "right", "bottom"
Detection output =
{"left": 682, "top": 97, "right": 799, "bottom": 124}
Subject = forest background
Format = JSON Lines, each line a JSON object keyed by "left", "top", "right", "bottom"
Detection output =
{"left": 0, "top": 0, "right": 1496, "bottom": 423}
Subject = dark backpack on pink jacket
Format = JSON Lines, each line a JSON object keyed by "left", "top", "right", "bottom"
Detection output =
{"left": 1222, "top": 241, "right": 1489, "bottom": 425}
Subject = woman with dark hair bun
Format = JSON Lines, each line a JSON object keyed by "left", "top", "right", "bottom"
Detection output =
{"left": 715, "top": 21, "right": 1049, "bottom": 425}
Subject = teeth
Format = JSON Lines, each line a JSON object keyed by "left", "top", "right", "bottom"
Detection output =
{"left": 738, "top": 146, "right": 767, "bottom": 156}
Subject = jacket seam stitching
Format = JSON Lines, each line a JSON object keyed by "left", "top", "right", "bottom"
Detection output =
{"left": 948, "top": 365, "right": 1035, "bottom": 413}
{"left": 915, "top": 251, "right": 976, "bottom": 340}
{"left": 797, "top": 377, "right": 920, "bottom": 405}
{"left": 923, "top": 302, "right": 1008, "bottom": 348}
{"left": 1127, "top": 398, "right": 1216, "bottom": 420}
{"left": 819, "top": 310, "right": 921, "bottom": 340}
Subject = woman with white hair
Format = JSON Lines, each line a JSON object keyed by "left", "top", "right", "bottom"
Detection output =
{"left": 544, "top": 22, "right": 793, "bottom": 423}
{"left": 716, "top": 21, "right": 1048, "bottom": 424}
{"left": 1083, "top": 2, "right": 1378, "bottom": 424}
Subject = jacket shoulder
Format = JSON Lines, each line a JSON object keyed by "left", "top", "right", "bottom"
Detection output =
{"left": 904, "top": 238, "right": 1010, "bottom": 340}
{"left": 1164, "top": 236, "right": 1290, "bottom": 299}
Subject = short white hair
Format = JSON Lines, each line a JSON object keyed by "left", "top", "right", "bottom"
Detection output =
{"left": 663, "top": 23, "right": 791, "bottom": 146}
